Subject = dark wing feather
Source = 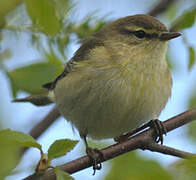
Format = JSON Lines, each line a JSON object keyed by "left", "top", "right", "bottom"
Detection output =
{"left": 42, "top": 38, "right": 104, "bottom": 90}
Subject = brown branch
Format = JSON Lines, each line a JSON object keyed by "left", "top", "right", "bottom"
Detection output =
{"left": 148, "top": 0, "right": 176, "bottom": 17}
{"left": 29, "top": 106, "right": 60, "bottom": 139}
{"left": 23, "top": 109, "right": 196, "bottom": 180}
{"left": 145, "top": 142, "right": 195, "bottom": 158}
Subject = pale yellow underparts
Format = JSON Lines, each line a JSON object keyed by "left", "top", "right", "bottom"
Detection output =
{"left": 54, "top": 39, "right": 172, "bottom": 139}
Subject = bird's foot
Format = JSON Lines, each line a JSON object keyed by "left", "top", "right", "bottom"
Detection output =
{"left": 148, "top": 119, "right": 167, "bottom": 144}
{"left": 86, "top": 147, "right": 104, "bottom": 175}
{"left": 114, "top": 119, "right": 167, "bottom": 144}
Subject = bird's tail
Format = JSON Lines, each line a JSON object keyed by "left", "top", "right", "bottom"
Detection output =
{"left": 12, "top": 91, "right": 55, "bottom": 106}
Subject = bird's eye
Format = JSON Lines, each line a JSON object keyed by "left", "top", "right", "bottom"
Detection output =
{"left": 134, "top": 30, "right": 146, "bottom": 38}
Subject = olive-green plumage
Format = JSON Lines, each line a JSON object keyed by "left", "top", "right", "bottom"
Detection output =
{"left": 46, "top": 14, "right": 181, "bottom": 140}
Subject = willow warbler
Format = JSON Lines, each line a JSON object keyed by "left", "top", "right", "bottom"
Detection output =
{"left": 44, "top": 14, "right": 181, "bottom": 144}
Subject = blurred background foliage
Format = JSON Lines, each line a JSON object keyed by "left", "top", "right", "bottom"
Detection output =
{"left": 0, "top": 0, "right": 196, "bottom": 179}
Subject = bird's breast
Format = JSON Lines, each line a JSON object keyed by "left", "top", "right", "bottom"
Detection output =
{"left": 54, "top": 50, "right": 172, "bottom": 139}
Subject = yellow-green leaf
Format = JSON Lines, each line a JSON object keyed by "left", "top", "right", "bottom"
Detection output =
{"left": 188, "top": 92, "right": 196, "bottom": 142}
{"left": 0, "top": 142, "right": 20, "bottom": 179}
{"left": 0, "top": 0, "right": 23, "bottom": 16}
{"left": 188, "top": 46, "right": 195, "bottom": 70}
{"left": 0, "top": 129, "right": 41, "bottom": 150}
{"left": 171, "top": 157, "right": 196, "bottom": 180}
{"left": 25, "top": 0, "right": 61, "bottom": 36}
{"left": 55, "top": 167, "right": 74, "bottom": 180}
{"left": 8, "top": 62, "right": 63, "bottom": 96}
{"left": 0, "top": 0, "right": 23, "bottom": 28}
{"left": 48, "top": 139, "right": 78, "bottom": 160}
{"left": 172, "top": 8, "right": 196, "bottom": 31}
{"left": 105, "top": 152, "right": 172, "bottom": 180}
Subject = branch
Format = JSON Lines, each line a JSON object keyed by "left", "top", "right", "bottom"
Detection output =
{"left": 145, "top": 142, "right": 194, "bottom": 158}
{"left": 23, "top": 109, "right": 196, "bottom": 180}
{"left": 148, "top": 0, "right": 176, "bottom": 16}
{"left": 29, "top": 106, "right": 60, "bottom": 139}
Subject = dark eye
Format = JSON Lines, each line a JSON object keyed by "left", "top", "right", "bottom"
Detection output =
{"left": 134, "top": 30, "right": 146, "bottom": 38}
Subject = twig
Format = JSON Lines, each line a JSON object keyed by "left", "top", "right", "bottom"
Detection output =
{"left": 29, "top": 106, "right": 60, "bottom": 139}
{"left": 145, "top": 142, "right": 194, "bottom": 158}
{"left": 23, "top": 109, "right": 196, "bottom": 180}
{"left": 148, "top": 0, "right": 176, "bottom": 17}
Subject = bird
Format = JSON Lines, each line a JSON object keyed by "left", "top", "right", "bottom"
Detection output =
{"left": 43, "top": 14, "right": 181, "bottom": 171}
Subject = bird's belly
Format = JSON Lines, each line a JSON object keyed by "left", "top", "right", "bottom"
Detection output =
{"left": 54, "top": 68, "right": 171, "bottom": 139}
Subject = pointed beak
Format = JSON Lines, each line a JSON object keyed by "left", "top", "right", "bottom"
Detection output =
{"left": 160, "top": 32, "right": 181, "bottom": 41}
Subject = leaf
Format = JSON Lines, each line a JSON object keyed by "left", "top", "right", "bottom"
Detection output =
{"left": 189, "top": 93, "right": 196, "bottom": 109}
{"left": 188, "top": 121, "right": 196, "bottom": 142}
{"left": 48, "top": 139, "right": 78, "bottom": 160}
{"left": 55, "top": 167, "right": 74, "bottom": 180}
{"left": 0, "top": 0, "right": 23, "bottom": 16}
{"left": 25, "top": 0, "right": 61, "bottom": 36}
{"left": 188, "top": 46, "right": 195, "bottom": 70}
{"left": 0, "top": 142, "right": 20, "bottom": 179}
{"left": 171, "top": 157, "right": 196, "bottom": 180}
{"left": 8, "top": 61, "right": 63, "bottom": 96}
{"left": 0, "top": 129, "right": 41, "bottom": 150}
{"left": 53, "top": 0, "right": 72, "bottom": 20}
{"left": 187, "top": 92, "right": 196, "bottom": 142}
{"left": 172, "top": 8, "right": 196, "bottom": 31}
{"left": 0, "top": 129, "right": 26, "bottom": 178}
{"left": 105, "top": 152, "right": 172, "bottom": 180}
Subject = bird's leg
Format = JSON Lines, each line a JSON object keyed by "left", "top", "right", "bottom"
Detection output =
{"left": 114, "top": 119, "right": 167, "bottom": 144}
{"left": 82, "top": 135, "right": 105, "bottom": 175}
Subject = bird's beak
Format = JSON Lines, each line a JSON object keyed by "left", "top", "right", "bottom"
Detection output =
{"left": 160, "top": 32, "right": 181, "bottom": 41}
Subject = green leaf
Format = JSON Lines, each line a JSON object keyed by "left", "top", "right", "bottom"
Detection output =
{"left": 0, "top": 15, "right": 5, "bottom": 29}
{"left": 171, "top": 157, "right": 196, "bottom": 180}
{"left": 0, "top": 129, "right": 25, "bottom": 178}
{"left": 0, "top": 0, "right": 23, "bottom": 17}
{"left": 188, "top": 121, "right": 196, "bottom": 142}
{"left": 188, "top": 46, "right": 195, "bottom": 70}
{"left": 54, "top": 0, "right": 72, "bottom": 20}
{"left": 48, "top": 139, "right": 78, "bottom": 160}
{"left": 0, "top": 142, "right": 20, "bottom": 179}
{"left": 25, "top": 0, "right": 61, "bottom": 36}
{"left": 0, "top": 129, "right": 41, "bottom": 150}
{"left": 105, "top": 152, "right": 172, "bottom": 180}
{"left": 55, "top": 167, "right": 74, "bottom": 180}
{"left": 188, "top": 92, "right": 196, "bottom": 142}
{"left": 6, "top": 71, "right": 18, "bottom": 98}
{"left": 189, "top": 93, "right": 196, "bottom": 109}
{"left": 8, "top": 61, "right": 63, "bottom": 95}
{"left": 172, "top": 8, "right": 196, "bottom": 31}
{"left": 56, "top": 35, "right": 70, "bottom": 58}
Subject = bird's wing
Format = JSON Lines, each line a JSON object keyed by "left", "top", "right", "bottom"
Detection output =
{"left": 42, "top": 38, "right": 104, "bottom": 90}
